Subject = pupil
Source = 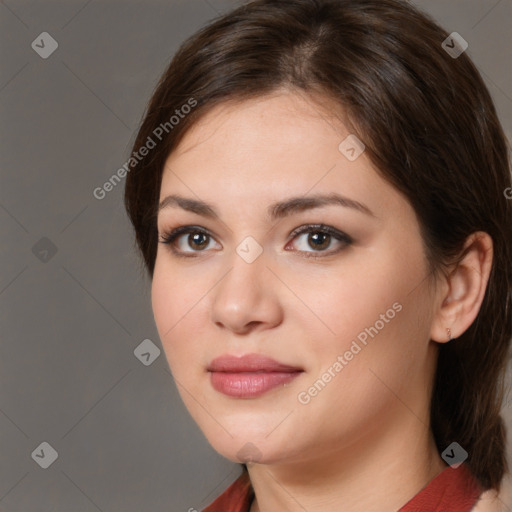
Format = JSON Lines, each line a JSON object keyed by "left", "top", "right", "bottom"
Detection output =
{"left": 309, "top": 232, "right": 329, "bottom": 250}
{"left": 191, "top": 233, "right": 208, "bottom": 249}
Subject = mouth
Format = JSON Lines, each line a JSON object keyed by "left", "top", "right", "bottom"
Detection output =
{"left": 207, "top": 353, "right": 304, "bottom": 398}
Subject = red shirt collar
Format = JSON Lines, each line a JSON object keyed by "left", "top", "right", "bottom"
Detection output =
{"left": 202, "top": 463, "right": 483, "bottom": 512}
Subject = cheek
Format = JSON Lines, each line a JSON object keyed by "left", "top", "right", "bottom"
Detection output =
{"left": 292, "top": 261, "right": 409, "bottom": 350}
{"left": 293, "top": 276, "right": 430, "bottom": 444}
{"left": 151, "top": 265, "right": 190, "bottom": 356}
{"left": 298, "top": 238, "right": 431, "bottom": 376}
{"left": 152, "top": 257, "right": 199, "bottom": 331}
{"left": 151, "top": 261, "right": 213, "bottom": 377}
{"left": 151, "top": 265, "right": 176, "bottom": 338}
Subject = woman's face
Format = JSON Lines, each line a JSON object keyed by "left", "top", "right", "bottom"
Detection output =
{"left": 152, "top": 91, "right": 440, "bottom": 465}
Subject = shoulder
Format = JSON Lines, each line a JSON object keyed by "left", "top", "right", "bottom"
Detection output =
{"left": 471, "top": 489, "right": 507, "bottom": 512}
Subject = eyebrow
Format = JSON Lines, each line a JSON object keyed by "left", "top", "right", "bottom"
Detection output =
{"left": 158, "top": 193, "right": 376, "bottom": 221}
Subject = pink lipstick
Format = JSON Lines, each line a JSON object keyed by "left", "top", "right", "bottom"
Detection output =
{"left": 207, "top": 353, "right": 303, "bottom": 398}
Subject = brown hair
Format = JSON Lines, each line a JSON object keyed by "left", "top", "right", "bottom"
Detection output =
{"left": 124, "top": 0, "right": 512, "bottom": 492}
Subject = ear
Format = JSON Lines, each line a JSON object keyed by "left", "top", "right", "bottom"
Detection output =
{"left": 430, "top": 231, "right": 493, "bottom": 343}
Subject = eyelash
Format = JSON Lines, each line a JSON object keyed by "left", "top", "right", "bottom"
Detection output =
{"left": 158, "top": 224, "right": 353, "bottom": 259}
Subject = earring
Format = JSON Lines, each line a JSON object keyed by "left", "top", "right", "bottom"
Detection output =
{"left": 447, "top": 328, "right": 453, "bottom": 341}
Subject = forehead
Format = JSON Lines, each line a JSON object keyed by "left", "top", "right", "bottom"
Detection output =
{"left": 161, "top": 92, "right": 360, "bottom": 187}
{"left": 158, "top": 92, "right": 409, "bottom": 224}
{"left": 167, "top": 91, "right": 349, "bottom": 160}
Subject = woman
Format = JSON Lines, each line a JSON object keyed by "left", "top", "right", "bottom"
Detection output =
{"left": 123, "top": 0, "right": 512, "bottom": 510}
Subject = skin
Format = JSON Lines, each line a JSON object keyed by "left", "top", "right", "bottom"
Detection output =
{"left": 151, "top": 90, "right": 493, "bottom": 512}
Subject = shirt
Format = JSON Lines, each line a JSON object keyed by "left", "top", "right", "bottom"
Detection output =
{"left": 202, "top": 462, "right": 483, "bottom": 512}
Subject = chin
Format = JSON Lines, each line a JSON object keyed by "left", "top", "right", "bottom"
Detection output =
{"left": 217, "top": 426, "right": 313, "bottom": 467}
{"left": 203, "top": 430, "right": 284, "bottom": 465}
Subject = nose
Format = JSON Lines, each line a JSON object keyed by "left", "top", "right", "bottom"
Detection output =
{"left": 210, "top": 248, "right": 284, "bottom": 335}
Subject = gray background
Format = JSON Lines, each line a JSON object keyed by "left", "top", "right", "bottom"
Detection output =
{"left": 1, "top": 0, "right": 511, "bottom": 511}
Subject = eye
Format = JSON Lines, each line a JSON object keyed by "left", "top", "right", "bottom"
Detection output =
{"left": 158, "top": 226, "right": 220, "bottom": 257}
{"left": 286, "top": 224, "right": 353, "bottom": 258}
{"left": 158, "top": 223, "right": 353, "bottom": 259}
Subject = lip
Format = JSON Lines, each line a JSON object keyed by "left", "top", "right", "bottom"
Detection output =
{"left": 208, "top": 353, "right": 303, "bottom": 373}
{"left": 207, "top": 353, "right": 303, "bottom": 398}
